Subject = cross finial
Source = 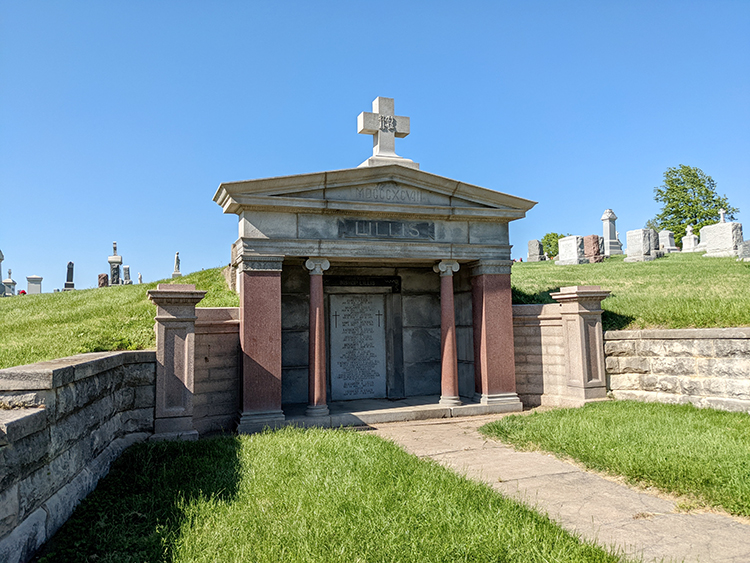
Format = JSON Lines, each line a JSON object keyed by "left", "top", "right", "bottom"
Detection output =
{"left": 719, "top": 209, "right": 726, "bottom": 223}
{"left": 357, "top": 97, "right": 418, "bottom": 169}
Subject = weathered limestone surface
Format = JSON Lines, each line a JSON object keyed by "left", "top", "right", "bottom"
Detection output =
{"left": 0, "top": 351, "right": 156, "bottom": 563}
{"left": 606, "top": 328, "right": 750, "bottom": 412}
{"left": 700, "top": 222, "right": 743, "bottom": 258}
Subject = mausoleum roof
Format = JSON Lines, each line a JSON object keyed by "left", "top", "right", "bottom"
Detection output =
{"left": 214, "top": 164, "right": 536, "bottom": 222}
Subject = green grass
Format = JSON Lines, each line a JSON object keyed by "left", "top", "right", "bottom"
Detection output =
{"left": 511, "top": 252, "right": 750, "bottom": 330}
{"left": 35, "top": 427, "right": 626, "bottom": 563}
{"left": 480, "top": 400, "right": 750, "bottom": 517}
{"left": 0, "top": 268, "right": 238, "bottom": 370}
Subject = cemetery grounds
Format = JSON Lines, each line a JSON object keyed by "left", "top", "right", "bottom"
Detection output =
{"left": 3, "top": 252, "right": 748, "bottom": 561}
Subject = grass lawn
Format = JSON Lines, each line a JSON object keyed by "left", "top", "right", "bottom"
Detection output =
{"left": 480, "top": 400, "right": 750, "bottom": 517}
{"left": 34, "top": 427, "right": 626, "bottom": 563}
{"left": 511, "top": 252, "right": 750, "bottom": 330}
{"left": 0, "top": 268, "right": 238, "bottom": 370}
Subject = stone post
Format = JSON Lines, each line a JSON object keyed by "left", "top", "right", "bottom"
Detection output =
{"left": 238, "top": 255, "right": 285, "bottom": 433}
{"left": 147, "top": 283, "right": 206, "bottom": 440}
{"left": 434, "top": 260, "right": 461, "bottom": 406}
{"left": 305, "top": 258, "right": 330, "bottom": 417}
{"left": 550, "top": 286, "right": 610, "bottom": 405}
{"left": 470, "top": 260, "right": 523, "bottom": 409}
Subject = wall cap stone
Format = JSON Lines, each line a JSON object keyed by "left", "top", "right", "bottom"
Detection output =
{"left": 605, "top": 328, "right": 750, "bottom": 340}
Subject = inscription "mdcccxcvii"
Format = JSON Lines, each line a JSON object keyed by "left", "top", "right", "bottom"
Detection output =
{"left": 338, "top": 219, "right": 435, "bottom": 240}
{"left": 356, "top": 185, "right": 423, "bottom": 203}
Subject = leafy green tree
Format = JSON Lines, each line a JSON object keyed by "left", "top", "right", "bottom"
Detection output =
{"left": 541, "top": 232, "right": 569, "bottom": 259}
{"left": 650, "top": 165, "right": 738, "bottom": 245}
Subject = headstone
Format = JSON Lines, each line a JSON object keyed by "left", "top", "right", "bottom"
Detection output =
{"left": 738, "top": 241, "right": 750, "bottom": 262}
{"left": 3, "top": 268, "right": 16, "bottom": 296}
{"left": 138, "top": 272, "right": 143, "bottom": 284}
{"left": 0, "top": 249, "right": 4, "bottom": 297}
{"left": 527, "top": 239, "right": 545, "bottom": 262}
{"left": 583, "top": 234, "right": 604, "bottom": 263}
{"left": 601, "top": 209, "right": 623, "bottom": 256}
{"left": 123, "top": 265, "right": 133, "bottom": 285}
{"left": 555, "top": 236, "right": 587, "bottom": 265}
{"left": 108, "top": 241, "right": 122, "bottom": 285}
{"left": 700, "top": 221, "right": 744, "bottom": 258}
{"left": 624, "top": 229, "right": 663, "bottom": 262}
{"left": 172, "top": 252, "right": 182, "bottom": 278}
{"left": 98, "top": 273, "right": 109, "bottom": 288}
{"left": 329, "top": 293, "right": 387, "bottom": 400}
{"left": 681, "top": 225, "right": 699, "bottom": 252}
{"left": 658, "top": 230, "right": 680, "bottom": 253}
{"left": 26, "top": 275, "right": 42, "bottom": 294}
{"left": 64, "top": 261, "right": 75, "bottom": 290}
{"left": 357, "top": 97, "right": 418, "bottom": 169}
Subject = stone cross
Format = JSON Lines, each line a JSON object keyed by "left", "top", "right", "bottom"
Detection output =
{"left": 113, "top": 241, "right": 118, "bottom": 255}
{"left": 686, "top": 224, "right": 693, "bottom": 236}
{"left": 357, "top": 97, "right": 418, "bottom": 169}
{"left": 720, "top": 209, "right": 726, "bottom": 223}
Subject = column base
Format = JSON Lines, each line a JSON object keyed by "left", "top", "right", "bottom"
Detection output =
{"left": 305, "top": 404, "right": 330, "bottom": 417}
{"left": 237, "top": 410, "right": 285, "bottom": 434}
{"left": 439, "top": 395, "right": 462, "bottom": 406}
{"left": 473, "top": 392, "right": 522, "bottom": 406}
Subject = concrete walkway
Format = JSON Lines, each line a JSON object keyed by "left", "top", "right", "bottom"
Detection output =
{"left": 367, "top": 415, "right": 750, "bottom": 563}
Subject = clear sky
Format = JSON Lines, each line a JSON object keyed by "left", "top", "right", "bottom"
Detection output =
{"left": 1, "top": 1, "right": 748, "bottom": 290}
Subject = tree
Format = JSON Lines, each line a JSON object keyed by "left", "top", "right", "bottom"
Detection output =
{"left": 541, "top": 232, "right": 569, "bottom": 259}
{"left": 650, "top": 165, "right": 738, "bottom": 245}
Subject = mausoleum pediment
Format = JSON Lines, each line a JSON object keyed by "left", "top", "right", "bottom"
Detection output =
{"left": 214, "top": 164, "right": 536, "bottom": 221}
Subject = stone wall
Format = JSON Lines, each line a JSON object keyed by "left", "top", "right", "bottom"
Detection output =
{"left": 194, "top": 308, "right": 241, "bottom": 435}
{"left": 0, "top": 351, "right": 156, "bottom": 563}
{"left": 605, "top": 328, "right": 750, "bottom": 412}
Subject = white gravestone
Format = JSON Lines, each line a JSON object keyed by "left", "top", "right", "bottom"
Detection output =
{"left": 659, "top": 230, "right": 680, "bottom": 253}
{"left": 0, "top": 250, "right": 4, "bottom": 297}
{"left": 625, "top": 229, "right": 662, "bottom": 262}
{"left": 700, "top": 221, "right": 743, "bottom": 258}
{"left": 601, "top": 209, "right": 623, "bottom": 256}
{"left": 555, "top": 236, "right": 586, "bottom": 265}
{"left": 682, "top": 225, "right": 699, "bottom": 252}
{"left": 357, "top": 97, "right": 418, "bottom": 169}
{"left": 26, "top": 275, "right": 42, "bottom": 294}
{"left": 329, "top": 293, "right": 387, "bottom": 401}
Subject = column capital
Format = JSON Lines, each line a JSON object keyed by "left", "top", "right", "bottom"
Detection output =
{"left": 239, "top": 255, "right": 284, "bottom": 273}
{"left": 469, "top": 259, "right": 512, "bottom": 276}
{"left": 433, "top": 260, "right": 460, "bottom": 276}
{"left": 304, "top": 258, "right": 331, "bottom": 275}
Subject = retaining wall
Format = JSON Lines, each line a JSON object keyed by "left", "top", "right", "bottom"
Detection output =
{"left": 0, "top": 351, "right": 156, "bottom": 563}
{"left": 605, "top": 328, "right": 750, "bottom": 413}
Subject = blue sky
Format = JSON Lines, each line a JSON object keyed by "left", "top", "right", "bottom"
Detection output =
{"left": 1, "top": 1, "right": 748, "bottom": 290}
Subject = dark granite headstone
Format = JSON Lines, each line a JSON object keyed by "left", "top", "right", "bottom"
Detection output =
{"left": 64, "top": 261, "right": 75, "bottom": 290}
{"left": 110, "top": 263, "right": 120, "bottom": 285}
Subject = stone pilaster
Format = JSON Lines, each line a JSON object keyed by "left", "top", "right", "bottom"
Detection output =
{"left": 147, "top": 283, "right": 206, "bottom": 440}
{"left": 237, "top": 255, "right": 285, "bottom": 433}
{"left": 435, "top": 260, "right": 461, "bottom": 406}
{"left": 305, "top": 258, "right": 330, "bottom": 417}
{"left": 550, "top": 286, "right": 610, "bottom": 405}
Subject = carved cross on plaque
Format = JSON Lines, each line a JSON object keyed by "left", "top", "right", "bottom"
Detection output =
{"left": 357, "top": 97, "right": 418, "bottom": 169}
{"left": 332, "top": 311, "right": 339, "bottom": 328}
{"left": 375, "top": 311, "right": 383, "bottom": 327}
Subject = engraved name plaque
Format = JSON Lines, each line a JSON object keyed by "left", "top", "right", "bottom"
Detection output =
{"left": 338, "top": 219, "right": 435, "bottom": 240}
{"left": 329, "top": 294, "right": 387, "bottom": 401}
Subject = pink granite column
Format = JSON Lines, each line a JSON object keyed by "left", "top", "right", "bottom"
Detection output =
{"left": 305, "top": 258, "right": 330, "bottom": 417}
{"left": 471, "top": 260, "right": 522, "bottom": 409}
{"left": 434, "top": 260, "right": 461, "bottom": 406}
{"left": 147, "top": 284, "right": 206, "bottom": 440}
{"left": 237, "top": 256, "right": 285, "bottom": 433}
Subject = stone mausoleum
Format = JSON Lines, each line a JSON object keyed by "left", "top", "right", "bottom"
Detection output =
{"left": 213, "top": 97, "right": 537, "bottom": 432}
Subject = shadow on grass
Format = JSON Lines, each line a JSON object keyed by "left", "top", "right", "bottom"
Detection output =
{"left": 602, "top": 310, "right": 635, "bottom": 331}
{"left": 34, "top": 436, "right": 242, "bottom": 563}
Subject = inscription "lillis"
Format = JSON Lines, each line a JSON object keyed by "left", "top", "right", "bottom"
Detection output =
{"left": 338, "top": 219, "right": 435, "bottom": 240}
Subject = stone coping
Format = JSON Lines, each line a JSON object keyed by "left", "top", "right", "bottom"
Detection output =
{"left": 0, "top": 350, "right": 156, "bottom": 391}
{"left": 605, "top": 328, "right": 750, "bottom": 340}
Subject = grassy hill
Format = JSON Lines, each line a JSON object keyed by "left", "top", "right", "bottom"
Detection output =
{"left": 0, "top": 268, "right": 238, "bottom": 370}
{"left": 1, "top": 253, "right": 748, "bottom": 370}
